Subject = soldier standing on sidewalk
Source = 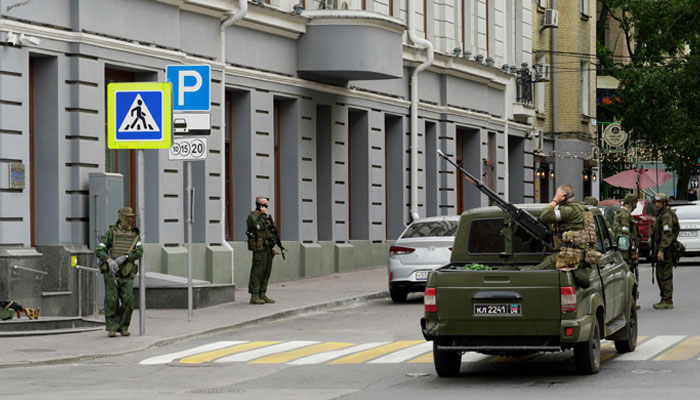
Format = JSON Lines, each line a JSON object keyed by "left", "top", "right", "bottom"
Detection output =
{"left": 614, "top": 194, "right": 640, "bottom": 306}
{"left": 246, "top": 197, "right": 277, "bottom": 305}
{"left": 650, "top": 193, "right": 680, "bottom": 309}
{"left": 95, "top": 207, "right": 144, "bottom": 337}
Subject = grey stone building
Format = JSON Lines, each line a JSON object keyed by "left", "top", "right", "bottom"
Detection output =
{"left": 0, "top": 0, "right": 535, "bottom": 315}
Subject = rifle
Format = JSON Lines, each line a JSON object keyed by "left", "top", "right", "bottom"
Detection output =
{"left": 437, "top": 150, "right": 554, "bottom": 251}
{"left": 268, "top": 215, "right": 287, "bottom": 260}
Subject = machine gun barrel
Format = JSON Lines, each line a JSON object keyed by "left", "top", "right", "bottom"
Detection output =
{"left": 437, "top": 150, "right": 552, "bottom": 248}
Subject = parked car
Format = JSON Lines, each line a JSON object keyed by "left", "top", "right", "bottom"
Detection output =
{"left": 672, "top": 205, "right": 700, "bottom": 257}
{"left": 388, "top": 216, "right": 460, "bottom": 303}
{"left": 600, "top": 199, "right": 656, "bottom": 260}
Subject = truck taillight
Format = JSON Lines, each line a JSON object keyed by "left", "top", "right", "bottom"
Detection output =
{"left": 560, "top": 286, "right": 577, "bottom": 313}
{"left": 425, "top": 287, "right": 436, "bottom": 312}
{"left": 390, "top": 245, "right": 415, "bottom": 255}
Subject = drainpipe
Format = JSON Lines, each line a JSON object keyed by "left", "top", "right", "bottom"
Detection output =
{"left": 551, "top": 0, "right": 558, "bottom": 189}
{"left": 220, "top": 0, "right": 247, "bottom": 284}
{"left": 407, "top": 0, "right": 434, "bottom": 221}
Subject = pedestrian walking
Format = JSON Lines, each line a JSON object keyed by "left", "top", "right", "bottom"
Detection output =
{"left": 245, "top": 197, "right": 281, "bottom": 305}
{"left": 95, "top": 207, "right": 143, "bottom": 337}
{"left": 535, "top": 185, "right": 601, "bottom": 288}
{"left": 650, "top": 193, "right": 680, "bottom": 309}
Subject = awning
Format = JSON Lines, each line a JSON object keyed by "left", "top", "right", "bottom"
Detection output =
{"left": 597, "top": 75, "right": 620, "bottom": 90}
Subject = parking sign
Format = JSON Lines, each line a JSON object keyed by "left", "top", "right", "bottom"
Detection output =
{"left": 166, "top": 65, "right": 211, "bottom": 111}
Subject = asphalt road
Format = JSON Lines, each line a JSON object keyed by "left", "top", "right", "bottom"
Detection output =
{"left": 5, "top": 260, "right": 700, "bottom": 400}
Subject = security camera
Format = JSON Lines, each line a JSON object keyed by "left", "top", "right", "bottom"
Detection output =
{"left": 5, "top": 31, "right": 19, "bottom": 46}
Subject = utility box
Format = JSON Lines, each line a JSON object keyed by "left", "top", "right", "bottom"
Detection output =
{"left": 89, "top": 173, "right": 124, "bottom": 309}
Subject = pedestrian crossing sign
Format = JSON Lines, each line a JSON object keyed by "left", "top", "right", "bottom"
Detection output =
{"left": 107, "top": 82, "right": 172, "bottom": 149}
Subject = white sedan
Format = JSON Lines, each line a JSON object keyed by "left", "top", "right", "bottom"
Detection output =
{"left": 674, "top": 206, "right": 700, "bottom": 256}
{"left": 387, "top": 215, "right": 460, "bottom": 303}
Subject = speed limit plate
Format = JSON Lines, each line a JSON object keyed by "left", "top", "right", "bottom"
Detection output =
{"left": 169, "top": 137, "right": 208, "bottom": 161}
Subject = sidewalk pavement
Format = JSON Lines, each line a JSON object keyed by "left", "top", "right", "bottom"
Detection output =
{"left": 0, "top": 266, "right": 389, "bottom": 368}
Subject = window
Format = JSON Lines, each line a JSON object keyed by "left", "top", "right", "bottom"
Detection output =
{"left": 512, "top": 224, "right": 553, "bottom": 254}
{"left": 535, "top": 56, "right": 546, "bottom": 113}
{"left": 581, "top": 62, "right": 590, "bottom": 115}
{"left": 468, "top": 218, "right": 505, "bottom": 254}
{"left": 402, "top": 221, "right": 459, "bottom": 239}
{"left": 595, "top": 216, "right": 613, "bottom": 252}
{"left": 580, "top": 0, "right": 589, "bottom": 16}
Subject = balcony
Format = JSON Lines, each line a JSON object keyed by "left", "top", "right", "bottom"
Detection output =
{"left": 297, "top": 11, "right": 405, "bottom": 84}
{"left": 513, "top": 67, "right": 535, "bottom": 123}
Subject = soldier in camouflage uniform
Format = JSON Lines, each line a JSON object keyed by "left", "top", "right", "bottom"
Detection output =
{"left": 613, "top": 194, "right": 640, "bottom": 282}
{"left": 246, "top": 197, "right": 277, "bottom": 305}
{"left": 583, "top": 196, "right": 599, "bottom": 206}
{"left": 536, "top": 185, "right": 600, "bottom": 288}
{"left": 650, "top": 193, "right": 680, "bottom": 310}
{"left": 95, "top": 207, "right": 144, "bottom": 337}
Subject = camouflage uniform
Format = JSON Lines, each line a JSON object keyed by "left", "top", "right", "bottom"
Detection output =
{"left": 537, "top": 201, "right": 599, "bottom": 288}
{"left": 95, "top": 207, "right": 144, "bottom": 335}
{"left": 650, "top": 196, "right": 680, "bottom": 308}
{"left": 247, "top": 209, "right": 276, "bottom": 304}
{"left": 613, "top": 195, "right": 640, "bottom": 279}
{"left": 583, "top": 196, "right": 599, "bottom": 206}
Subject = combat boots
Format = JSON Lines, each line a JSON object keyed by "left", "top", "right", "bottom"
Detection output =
{"left": 120, "top": 329, "right": 131, "bottom": 336}
{"left": 259, "top": 292, "right": 276, "bottom": 304}
{"left": 249, "top": 294, "right": 265, "bottom": 305}
{"left": 108, "top": 331, "right": 117, "bottom": 337}
{"left": 653, "top": 302, "right": 673, "bottom": 309}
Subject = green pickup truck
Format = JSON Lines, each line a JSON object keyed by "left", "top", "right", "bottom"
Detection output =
{"left": 421, "top": 204, "right": 638, "bottom": 376}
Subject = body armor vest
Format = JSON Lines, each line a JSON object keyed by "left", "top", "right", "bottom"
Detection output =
{"left": 112, "top": 229, "right": 137, "bottom": 257}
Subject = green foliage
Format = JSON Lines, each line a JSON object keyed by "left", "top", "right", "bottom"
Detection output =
{"left": 461, "top": 263, "right": 492, "bottom": 271}
{"left": 599, "top": 0, "right": 700, "bottom": 196}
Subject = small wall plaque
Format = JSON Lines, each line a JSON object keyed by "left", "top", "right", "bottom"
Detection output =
{"left": 10, "top": 163, "right": 25, "bottom": 189}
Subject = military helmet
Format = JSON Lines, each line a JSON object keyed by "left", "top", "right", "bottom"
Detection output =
{"left": 118, "top": 207, "right": 136, "bottom": 217}
{"left": 653, "top": 193, "right": 668, "bottom": 202}
{"left": 623, "top": 194, "right": 638, "bottom": 206}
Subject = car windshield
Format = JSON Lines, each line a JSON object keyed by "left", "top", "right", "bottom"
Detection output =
{"left": 674, "top": 207, "right": 700, "bottom": 220}
{"left": 401, "top": 220, "right": 459, "bottom": 238}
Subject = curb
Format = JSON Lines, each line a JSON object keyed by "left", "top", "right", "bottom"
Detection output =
{"left": 0, "top": 290, "right": 389, "bottom": 369}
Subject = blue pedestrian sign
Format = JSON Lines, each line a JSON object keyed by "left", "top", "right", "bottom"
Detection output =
{"left": 166, "top": 65, "right": 210, "bottom": 111}
{"left": 107, "top": 82, "right": 172, "bottom": 149}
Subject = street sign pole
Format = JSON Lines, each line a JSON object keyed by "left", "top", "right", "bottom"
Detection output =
{"left": 186, "top": 161, "right": 194, "bottom": 322}
{"left": 138, "top": 149, "right": 147, "bottom": 335}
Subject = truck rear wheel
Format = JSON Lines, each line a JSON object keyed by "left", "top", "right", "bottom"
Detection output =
{"left": 574, "top": 317, "right": 601, "bottom": 374}
{"left": 433, "top": 341, "right": 461, "bottom": 377}
{"left": 614, "top": 302, "right": 638, "bottom": 353}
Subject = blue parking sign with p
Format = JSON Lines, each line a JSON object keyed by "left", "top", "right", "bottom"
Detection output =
{"left": 167, "top": 65, "right": 210, "bottom": 111}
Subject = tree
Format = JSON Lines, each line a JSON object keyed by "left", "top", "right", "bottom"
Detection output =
{"left": 598, "top": 0, "right": 700, "bottom": 198}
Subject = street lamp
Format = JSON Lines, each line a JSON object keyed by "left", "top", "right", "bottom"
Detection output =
{"left": 582, "top": 170, "right": 589, "bottom": 182}
{"left": 592, "top": 172, "right": 597, "bottom": 182}
{"left": 549, "top": 170, "right": 555, "bottom": 179}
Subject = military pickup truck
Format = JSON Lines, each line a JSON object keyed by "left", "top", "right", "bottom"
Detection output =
{"left": 420, "top": 204, "right": 638, "bottom": 377}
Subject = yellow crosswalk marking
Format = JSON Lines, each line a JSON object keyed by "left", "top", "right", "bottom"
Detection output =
{"left": 489, "top": 354, "right": 537, "bottom": 363}
{"left": 408, "top": 351, "right": 433, "bottom": 363}
{"left": 250, "top": 342, "right": 355, "bottom": 364}
{"left": 179, "top": 341, "right": 280, "bottom": 364}
{"left": 329, "top": 341, "right": 424, "bottom": 364}
{"left": 655, "top": 336, "right": 700, "bottom": 361}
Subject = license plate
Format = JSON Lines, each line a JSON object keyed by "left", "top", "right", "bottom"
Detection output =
{"left": 474, "top": 304, "right": 522, "bottom": 316}
{"left": 679, "top": 231, "right": 697, "bottom": 237}
{"left": 415, "top": 271, "right": 429, "bottom": 281}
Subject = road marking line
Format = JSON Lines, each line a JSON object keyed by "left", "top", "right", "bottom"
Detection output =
{"left": 329, "top": 340, "right": 424, "bottom": 364}
{"left": 215, "top": 341, "right": 319, "bottom": 363}
{"left": 139, "top": 341, "right": 245, "bottom": 365}
{"left": 289, "top": 342, "right": 390, "bottom": 365}
{"left": 369, "top": 342, "right": 433, "bottom": 364}
{"left": 179, "top": 341, "right": 280, "bottom": 364}
{"left": 408, "top": 351, "right": 433, "bottom": 363}
{"left": 461, "top": 352, "right": 491, "bottom": 362}
{"left": 615, "top": 335, "right": 686, "bottom": 361}
{"left": 251, "top": 342, "right": 354, "bottom": 364}
{"left": 656, "top": 336, "right": 700, "bottom": 361}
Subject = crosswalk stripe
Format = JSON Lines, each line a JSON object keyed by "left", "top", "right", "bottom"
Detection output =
{"left": 615, "top": 335, "right": 686, "bottom": 361}
{"left": 179, "top": 341, "right": 280, "bottom": 364}
{"left": 289, "top": 342, "right": 390, "bottom": 365}
{"left": 251, "top": 342, "right": 354, "bottom": 364}
{"left": 214, "top": 341, "right": 320, "bottom": 363}
{"left": 656, "top": 336, "right": 700, "bottom": 361}
{"left": 139, "top": 341, "right": 245, "bottom": 365}
{"left": 369, "top": 342, "right": 433, "bottom": 364}
{"left": 329, "top": 341, "right": 424, "bottom": 364}
{"left": 408, "top": 350, "right": 433, "bottom": 363}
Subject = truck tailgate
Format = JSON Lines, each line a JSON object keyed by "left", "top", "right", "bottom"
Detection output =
{"left": 435, "top": 270, "right": 561, "bottom": 322}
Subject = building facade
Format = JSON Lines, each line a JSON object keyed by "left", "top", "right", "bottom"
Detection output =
{"left": 0, "top": 0, "right": 536, "bottom": 314}
{"left": 531, "top": 0, "right": 597, "bottom": 203}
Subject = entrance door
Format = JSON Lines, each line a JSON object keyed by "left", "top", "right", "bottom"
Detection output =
{"left": 105, "top": 68, "right": 136, "bottom": 209}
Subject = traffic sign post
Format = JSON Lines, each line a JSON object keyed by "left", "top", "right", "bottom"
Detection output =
{"left": 166, "top": 65, "right": 212, "bottom": 322}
